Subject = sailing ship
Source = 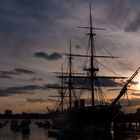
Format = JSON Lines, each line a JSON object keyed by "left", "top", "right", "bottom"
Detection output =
{"left": 49, "top": 4, "right": 140, "bottom": 129}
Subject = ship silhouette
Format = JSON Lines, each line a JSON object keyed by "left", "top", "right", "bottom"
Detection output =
{"left": 49, "top": 3, "right": 140, "bottom": 129}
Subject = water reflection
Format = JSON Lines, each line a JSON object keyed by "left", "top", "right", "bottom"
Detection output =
{"left": 21, "top": 135, "right": 29, "bottom": 140}
{"left": 1, "top": 119, "right": 140, "bottom": 140}
{"left": 56, "top": 125, "right": 113, "bottom": 140}
{"left": 57, "top": 125, "right": 140, "bottom": 140}
{"left": 0, "top": 119, "right": 56, "bottom": 140}
{"left": 113, "top": 129, "right": 140, "bottom": 140}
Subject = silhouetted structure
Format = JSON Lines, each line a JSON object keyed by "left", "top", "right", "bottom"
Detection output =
{"left": 50, "top": 4, "right": 139, "bottom": 129}
{"left": 4, "top": 109, "right": 12, "bottom": 115}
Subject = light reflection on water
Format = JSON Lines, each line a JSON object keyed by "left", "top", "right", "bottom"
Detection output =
{"left": 0, "top": 119, "right": 56, "bottom": 140}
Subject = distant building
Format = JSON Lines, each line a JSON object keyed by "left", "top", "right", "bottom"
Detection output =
{"left": 4, "top": 109, "right": 12, "bottom": 115}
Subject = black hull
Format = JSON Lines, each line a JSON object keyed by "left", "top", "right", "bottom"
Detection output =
{"left": 51, "top": 105, "right": 121, "bottom": 129}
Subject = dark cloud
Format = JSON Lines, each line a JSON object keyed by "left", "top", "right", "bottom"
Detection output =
{"left": 98, "top": 78, "right": 117, "bottom": 87}
{"left": 45, "top": 78, "right": 117, "bottom": 89}
{"left": 16, "top": 85, "right": 43, "bottom": 90}
{"left": 0, "top": 85, "right": 48, "bottom": 97}
{"left": 0, "top": 1, "right": 101, "bottom": 42}
{"left": 131, "top": 93, "right": 140, "bottom": 96}
{"left": 0, "top": 68, "right": 35, "bottom": 79}
{"left": 47, "top": 98, "right": 57, "bottom": 102}
{"left": 75, "top": 45, "right": 81, "bottom": 49}
{"left": 26, "top": 98, "right": 47, "bottom": 103}
{"left": 0, "top": 75, "right": 12, "bottom": 79}
{"left": 30, "top": 77, "right": 42, "bottom": 82}
{"left": 0, "top": 1, "right": 54, "bottom": 65}
{"left": 0, "top": 71, "right": 15, "bottom": 79}
{"left": 14, "top": 68, "right": 35, "bottom": 74}
{"left": 125, "top": 12, "right": 140, "bottom": 32}
{"left": 74, "top": 78, "right": 117, "bottom": 87}
{"left": 130, "top": 81, "right": 138, "bottom": 85}
{"left": 0, "top": 71, "right": 16, "bottom": 79}
{"left": 0, "top": 0, "right": 52, "bottom": 32}
{"left": 0, "top": 71, "right": 17, "bottom": 75}
{"left": 120, "top": 98, "right": 140, "bottom": 107}
{"left": 0, "top": 0, "right": 139, "bottom": 51}
{"left": 34, "top": 52, "right": 62, "bottom": 60}
{"left": 44, "top": 83, "right": 60, "bottom": 89}
{"left": 0, "top": 88, "right": 26, "bottom": 97}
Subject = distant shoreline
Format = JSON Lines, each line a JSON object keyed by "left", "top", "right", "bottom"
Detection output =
{"left": 0, "top": 113, "right": 50, "bottom": 119}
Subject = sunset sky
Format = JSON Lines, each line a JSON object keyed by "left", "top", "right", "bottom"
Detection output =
{"left": 0, "top": 0, "right": 140, "bottom": 113}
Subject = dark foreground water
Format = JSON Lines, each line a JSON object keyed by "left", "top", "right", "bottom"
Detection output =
{"left": 0, "top": 119, "right": 140, "bottom": 140}
{"left": 0, "top": 119, "right": 56, "bottom": 140}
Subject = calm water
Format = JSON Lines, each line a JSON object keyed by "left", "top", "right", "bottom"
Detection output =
{"left": 1, "top": 119, "right": 140, "bottom": 140}
{"left": 0, "top": 119, "right": 56, "bottom": 140}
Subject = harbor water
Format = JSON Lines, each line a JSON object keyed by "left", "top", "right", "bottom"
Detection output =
{"left": 0, "top": 119, "right": 56, "bottom": 140}
{"left": 1, "top": 119, "right": 140, "bottom": 140}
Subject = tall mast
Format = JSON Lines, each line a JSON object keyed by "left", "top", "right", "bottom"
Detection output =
{"left": 78, "top": 3, "right": 110, "bottom": 106}
{"left": 60, "top": 64, "right": 64, "bottom": 111}
{"left": 78, "top": 3, "right": 99, "bottom": 106}
{"left": 68, "top": 37, "right": 72, "bottom": 109}
{"left": 89, "top": 3, "right": 95, "bottom": 106}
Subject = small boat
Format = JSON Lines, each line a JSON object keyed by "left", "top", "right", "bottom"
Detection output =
{"left": 35, "top": 121, "right": 50, "bottom": 129}
{"left": 10, "top": 120, "right": 20, "bottom": 131}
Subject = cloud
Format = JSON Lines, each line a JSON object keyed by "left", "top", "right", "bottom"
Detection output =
{"left": 26, "top": 98, "right": 47, "bottom": 103}
{"left": 131, "top": 93, "right": 140, "bottom": 96}
{"left": 0, "top": 88, "right": 26, "bottom": 97}
{"left": 98, "top": 78, "right": 117, "bottom": 87}
{"left": 125, "top": 12, "right": 140, "bottom": 32}
{"left": 47, "top": 98, "right": 57, "bottom": 102}
{"left": 0, "top": 71, "right": 16, "bottom": 79}
{"left": 30, "top": 77, "right": 42, "bottom": 82}
{"left": 120, "top": 98, "right": 140, "bottom": 107}
{"left": 0, "top": 0, "right": 70, "bottom": 52}
{"left": 130, "top": 81, "right": 139, "bottom": 85}
{"left": 44, "top": 83, "right": 59, "bottom": 88}
{"left": 34, "top": 52, "right": 62, "bottom": 60}
{"left": 0, "top": 85, "right": 48, "bottom": 96}
{"left": 0, "top": 68, "right": 35, "bottom": 79}
{"left": 0, "top": 75, "right": 12, "bottom": 79}
{"left": 14, "top": 68, "right": 35, "bottom": 74}
{"left": 75, "top": 45, "right": 81, "bottom": 49}
{"left": 74, "top": 78, "right": 117, "bottom": 87}
{"left": 45, "top": 78, "right": 117, "bottom": 89}
{"left": 15, "top": 85, "right": 43, "bottom": 90}
{"left": 0, "top": 71, "right": 14, "bottom": 79}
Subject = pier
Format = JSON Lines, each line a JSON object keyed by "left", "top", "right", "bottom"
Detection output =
{"left": 113, "top": 111, "right": 140, "bottom": 131}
